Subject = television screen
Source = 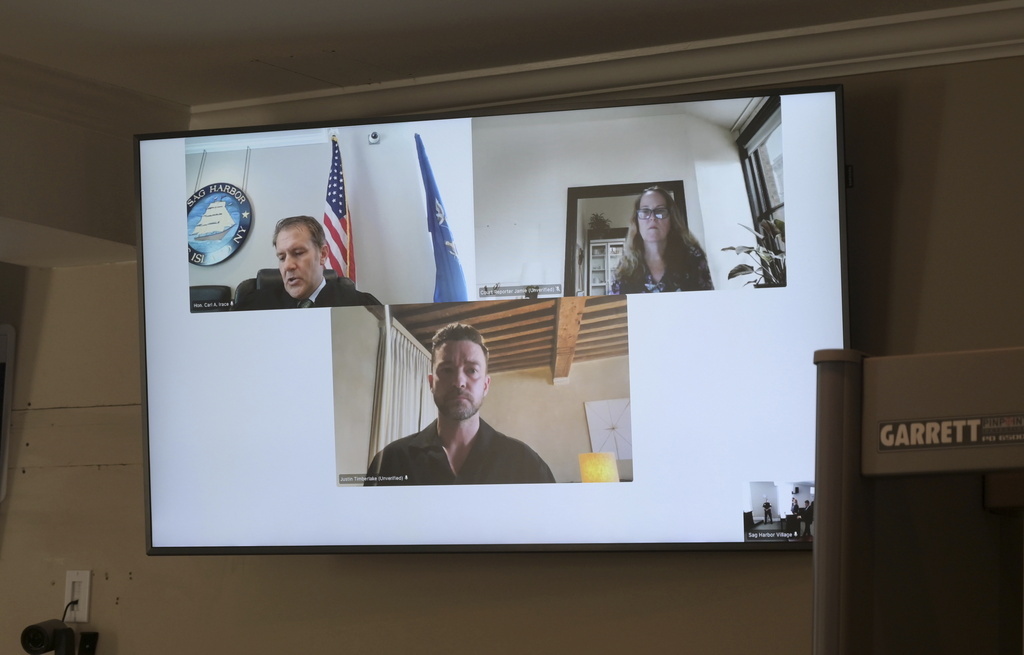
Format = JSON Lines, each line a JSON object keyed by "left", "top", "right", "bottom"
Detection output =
{"left": 137, "top": 86, "right": 846, "bottom": 552}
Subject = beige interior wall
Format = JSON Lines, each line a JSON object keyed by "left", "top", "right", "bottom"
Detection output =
{"left": 486, "top": 357, "right": 630, "bottom": 483}
{"left": 0, "top": 58, "right": 187, "bottom": 245}
{"left": 332, "top": 306, "right": 382, "bottom": 475}
{"left": 0, "top": 54, "right": 1022, "bottom": 655}
{"left": 14, "top": 265, "right": 140, "bottom": 410}
{"left": 0, "top": 108, "right": 137, "bottom": 244}
{"left": 0, "top": 262, "right": 26, "bottom": 327}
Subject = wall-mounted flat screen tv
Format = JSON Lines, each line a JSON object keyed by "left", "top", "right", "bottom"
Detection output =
{"left": 136, "top": 85, "right": 846, "bottom": 553}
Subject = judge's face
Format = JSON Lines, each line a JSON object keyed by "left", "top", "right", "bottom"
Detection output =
{"left": 637, "top": 190, "right": 672, "bottom": 245}
{"left": 275, "top": 225, "right": 327, "bottom": 300}
{"left": 429, "top": 340, "right": 490, "bottom": 422}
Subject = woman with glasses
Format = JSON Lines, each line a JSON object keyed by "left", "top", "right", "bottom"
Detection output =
{"left": 610, "top": 186, "right": 713, "bottom": 294}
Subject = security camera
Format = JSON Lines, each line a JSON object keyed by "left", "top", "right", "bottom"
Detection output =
{"left": 368, "top": 131, "right": 380, "bottom": 144}
{"left": 21, "top": 620, "right": 74, "bottom": 655}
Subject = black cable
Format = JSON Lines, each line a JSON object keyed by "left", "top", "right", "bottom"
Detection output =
{"left": 61, "top": 599, "right": 78, "bottom": 622}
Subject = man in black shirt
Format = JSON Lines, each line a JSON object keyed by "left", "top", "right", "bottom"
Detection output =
{"left": 366, "top": 323, "right": 554, "bottom": 486}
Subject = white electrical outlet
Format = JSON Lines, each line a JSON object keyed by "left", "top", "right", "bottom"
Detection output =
{"left": 64, "top": 570, "right": 91, "bottom": 623}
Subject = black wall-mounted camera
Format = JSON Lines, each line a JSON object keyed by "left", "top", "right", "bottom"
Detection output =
{"left": 21, "top": 620, "right": 74, "bottom": 655}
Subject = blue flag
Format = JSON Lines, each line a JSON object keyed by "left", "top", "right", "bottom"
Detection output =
{"left": 415, "top": 133, "right": 469, "bottom": 302}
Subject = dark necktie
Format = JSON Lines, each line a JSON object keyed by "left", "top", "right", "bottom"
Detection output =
{"left": 297, "top": 299, "right": 314, "bottom": 308}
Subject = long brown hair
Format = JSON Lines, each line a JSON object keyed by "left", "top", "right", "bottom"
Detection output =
{"left": 614, "top": 187, "right": 706, "bottom": 282}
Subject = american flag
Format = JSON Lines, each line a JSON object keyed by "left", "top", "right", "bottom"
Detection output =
{"left": 323, "top": 135, "right": 354, "bottom": 280}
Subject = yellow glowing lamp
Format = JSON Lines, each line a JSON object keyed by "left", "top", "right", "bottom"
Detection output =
{"left": 579, "top": 452, "right": 619, "bottom": 483}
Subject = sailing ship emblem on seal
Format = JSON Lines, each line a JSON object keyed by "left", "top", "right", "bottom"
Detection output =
{"left": 187, "top": 183, "right": 253, "bottom": 266}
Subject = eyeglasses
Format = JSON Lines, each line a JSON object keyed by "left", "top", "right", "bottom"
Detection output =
{"left": 637, "top": 208, "right": 669, "bottom": 221}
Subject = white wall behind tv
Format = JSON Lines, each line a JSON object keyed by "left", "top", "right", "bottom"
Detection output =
{"left": 486, "top": 356, "right": 631, "bottom": 483}
{"left": 471, "top": 104, "right": 752, "bottom": 293}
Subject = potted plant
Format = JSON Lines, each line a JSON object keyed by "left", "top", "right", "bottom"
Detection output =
{"left": 587, "top": 212, "right": 612, "bottom": 239}
{"left": 721, "top": 215, "right": 786, "bottom": 287}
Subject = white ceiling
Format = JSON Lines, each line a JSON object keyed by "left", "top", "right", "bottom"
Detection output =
{"left": 0, "top": 0, "right": 1003, "bottom": 108}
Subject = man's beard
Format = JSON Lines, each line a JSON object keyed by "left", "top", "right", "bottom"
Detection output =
{"left": 437, "top": 393, "right": 482, "bottom": 422}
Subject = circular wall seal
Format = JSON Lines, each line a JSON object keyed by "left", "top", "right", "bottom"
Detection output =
{"left": 187, "top": 183, "right": 253, "bottom": 266}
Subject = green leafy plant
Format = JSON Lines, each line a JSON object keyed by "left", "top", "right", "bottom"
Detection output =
{"left": 587, "top": 212, "right": 611, "bottom": 231}
{"left": 722, "top": 215, "right": 786, "bottom": 287}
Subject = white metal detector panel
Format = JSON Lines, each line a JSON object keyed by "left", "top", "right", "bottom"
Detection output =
{"left": 861, "top": 346, "right": 1024, "bottom": 476}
